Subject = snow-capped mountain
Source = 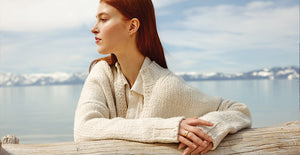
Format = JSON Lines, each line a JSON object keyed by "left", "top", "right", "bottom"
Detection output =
{"left": 178, "top": 66, "right": 299, "bottom": 81}
{"left": 0, "top": 66, "right": 299, "bottom": 87}
{"left": 0, "top": 72, "right": 88, "bottom": 87}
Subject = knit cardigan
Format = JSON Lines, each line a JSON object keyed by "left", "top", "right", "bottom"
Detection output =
{"left": 74, "top": 58, "right": 251, "bottom": 150}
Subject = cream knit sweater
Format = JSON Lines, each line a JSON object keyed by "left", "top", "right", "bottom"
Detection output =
{"left": 74, "top": 58, "right": 251, "bottom": 150}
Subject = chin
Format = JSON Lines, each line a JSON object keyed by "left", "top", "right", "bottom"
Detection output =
{"left": 97, "top": 51, "right": 110, "bottom": 55}
{"left": 97, "top": 47, "right": 110, "bottom": 55}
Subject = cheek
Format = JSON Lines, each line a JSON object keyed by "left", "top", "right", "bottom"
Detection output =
{"left": 103, "top": 23, "right": 128, "bottom": 43}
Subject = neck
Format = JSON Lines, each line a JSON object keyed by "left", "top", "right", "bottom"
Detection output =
{"left": 115, "top": 47, "right": 145, "bottom": 88}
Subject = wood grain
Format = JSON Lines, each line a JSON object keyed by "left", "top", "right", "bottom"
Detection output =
{"left": 1, "top": 121, "right": 299, "bottom": 155}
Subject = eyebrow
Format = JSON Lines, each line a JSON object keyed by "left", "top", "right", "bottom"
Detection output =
{"left": 96, "top": 12, "right": 109, "bottom": 18}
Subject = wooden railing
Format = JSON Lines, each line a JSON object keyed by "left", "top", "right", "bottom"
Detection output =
{"left": 1, "top": 121, "right": 299, "bottom": 154}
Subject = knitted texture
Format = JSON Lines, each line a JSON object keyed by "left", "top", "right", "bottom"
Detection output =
{"left": 74, "top": 58, "right": 251, "bottom": 149}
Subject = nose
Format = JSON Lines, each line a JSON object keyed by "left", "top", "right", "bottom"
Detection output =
{"left": 91, "top": 23, "right": 99, "bottom": 34}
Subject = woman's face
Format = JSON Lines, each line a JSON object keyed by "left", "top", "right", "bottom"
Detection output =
{"left": 91, "top": 2, "right": 130, "bottom": 55}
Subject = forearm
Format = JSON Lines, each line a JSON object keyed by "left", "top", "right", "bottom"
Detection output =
{"left": 74, "top": 116, "right": 184, "bottom": 143}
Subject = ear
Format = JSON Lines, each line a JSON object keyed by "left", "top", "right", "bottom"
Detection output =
{"left": 128, "top": 18, "right": 140, "bottom": 36}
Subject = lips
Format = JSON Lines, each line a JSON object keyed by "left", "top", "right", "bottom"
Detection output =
{"left": 95, "top": 37, "right": 101, "bottom": 44}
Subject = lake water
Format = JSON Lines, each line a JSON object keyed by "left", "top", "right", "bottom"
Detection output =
{"left": 0, "top": 80, "right": 299, "bottom": 144}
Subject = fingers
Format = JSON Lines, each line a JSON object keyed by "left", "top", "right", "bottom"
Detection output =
{"left": 181, "top": 141, "right": 212, "bottom": 155}
{"left": 183, "top": 146, "right": 194, "bottom": 155}
{"left": 200, "top": 142, "right": 213, "bottom": 155}
{"left": 186, "top": 118, "right": 214, "bottom": 127}
{"left": 189, "top": 127, "right": 213, "bottom": 143}
{"left": 190, "top": 141, "right": 209, "bottom": 155}
{"left": 178, "top": 118, "right": 214, "bottom": 155}
{"left": 183, "top": 142, "right": 209, "bottom": 155}
{"left": 178, "top": 143, "right": 186, "bottom": 150}
{"left": 178, "top": 135, "right": 197, "bottom": 150}
{"left": 179, "top": 127, "right": 206, "bottom": 147}
{"left": 180, "top": 126, "right": 213, "bottom": 144}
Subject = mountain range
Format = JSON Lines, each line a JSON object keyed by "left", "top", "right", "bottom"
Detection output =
{"left": 0, "top": 66, "right": 299, "bottom": 87}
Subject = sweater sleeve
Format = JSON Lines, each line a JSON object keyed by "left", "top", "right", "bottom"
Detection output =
{"left": 74, "top": 62, "right": 184, "bottom": 143}
{"left": 158, "top": 74, "right": 251, "bottom": 150}
{"left": 198, "top": 99, "right": 251, "bottom": 150}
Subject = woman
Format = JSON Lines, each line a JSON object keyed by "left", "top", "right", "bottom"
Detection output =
{"left": 74, "top": 0, "right": 251, "bottom": 154}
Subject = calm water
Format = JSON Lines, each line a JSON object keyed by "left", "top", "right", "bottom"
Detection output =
{"left": 0, "top": 80, "right": 299, "bottom": 144}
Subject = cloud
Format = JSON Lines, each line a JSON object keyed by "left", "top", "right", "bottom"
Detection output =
{"left": 0, "top": 0, "right": 191, "bottom": 73}
{"left": 152, "top": 0, "right": 186, "bottom": 9}
{"left": 0, "top": 1, "right": 298, "bottom": 74}
{"left": 0, "top": 0, "right": 187, "bottom": 32}
{"left": 160, "top": 1, "right": 298, "bottom": 72}
{"left": 161, "top": 1, "right": 298, "bottom": 51}
{"left": 0, "top": 0, "right": 99, "bottom": 32}
{"left": 0, "top": 31, "right": 97, "bottom": 73}
{"left": 166, "top": 49, "right": 240, "bottom": 73}
{"left": 246, "top": 1, "right": 274, "bottom": 9}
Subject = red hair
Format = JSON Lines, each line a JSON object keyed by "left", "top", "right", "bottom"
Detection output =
{"left": 89, "top": 0, "right": 167, "bottom": 72}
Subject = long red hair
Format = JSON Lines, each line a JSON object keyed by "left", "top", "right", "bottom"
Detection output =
{"left": 89, "top": 0, "right": 167, "bottom": 72}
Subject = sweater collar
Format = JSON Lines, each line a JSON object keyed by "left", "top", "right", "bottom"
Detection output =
{"left": 131, "top": 57, "right": 152, "bottom": 95}
{"left": 115, "top": 57, "right": 152, "bottom": 96}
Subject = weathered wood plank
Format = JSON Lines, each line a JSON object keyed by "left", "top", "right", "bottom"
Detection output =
{"left": 2, "top": 121, "right": 300, "bottom": 155}
{"left": 1, "top": 135, "right": 19, "bottom": 144}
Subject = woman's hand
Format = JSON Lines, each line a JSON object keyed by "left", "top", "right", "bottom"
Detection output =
{"left": 177, "top": 117, "right": 214, "bottom": 155}
{"left": 178, "top": 141, "right": 213, "bottom": 155}
{"left": 179, "top": 141, "right": 213, "bottom": 155}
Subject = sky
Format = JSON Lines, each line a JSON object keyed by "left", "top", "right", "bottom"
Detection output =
{"left": 0, "top": 0, "right": 299, "bottom": 74}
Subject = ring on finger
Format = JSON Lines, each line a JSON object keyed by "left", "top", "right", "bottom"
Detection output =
{"left": 184, "top": 130, "right": 189, "bottom": 137}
